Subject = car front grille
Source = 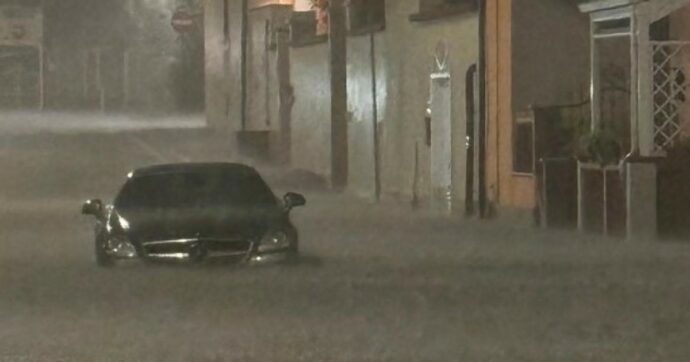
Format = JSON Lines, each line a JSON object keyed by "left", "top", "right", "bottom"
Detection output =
{"left": 142, "top": 238, "right": 252, "bottom": 260}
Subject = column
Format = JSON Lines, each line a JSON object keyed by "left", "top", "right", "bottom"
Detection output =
{"left": 627, "top": 162, "right": 657, "bottom": 241}
{"left": 590, "top": 18, "right": 601, "bottom": 131}
{"left": 636, "top": 4, "right": 655, "bottom": 156}
{"left": 627, "top": 5, "right": 658, "bottom": 242}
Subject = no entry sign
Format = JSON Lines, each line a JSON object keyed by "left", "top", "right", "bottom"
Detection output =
{"left": 171, "top": 9, "right": 195, "bottom": 33}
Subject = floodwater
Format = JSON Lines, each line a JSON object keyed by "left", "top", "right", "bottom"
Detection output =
{"left": 1, "top": 113, "right": 690, "bottom": 361}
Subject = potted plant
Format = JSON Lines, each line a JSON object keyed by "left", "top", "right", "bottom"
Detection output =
{"left": 576, "top": 127, "right": 622, "bottom": 166}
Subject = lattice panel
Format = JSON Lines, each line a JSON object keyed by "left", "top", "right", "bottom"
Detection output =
{"left": 652, "top": 41, "right": 690, "bottom": 151}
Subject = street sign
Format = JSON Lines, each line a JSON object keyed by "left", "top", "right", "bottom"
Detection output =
{"left": 171, "top": 9, "right": 195, "bottom": 33}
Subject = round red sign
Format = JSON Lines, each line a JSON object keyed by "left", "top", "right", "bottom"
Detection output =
{"left": 171, "top": 10, "right": 195, "bottom": 33}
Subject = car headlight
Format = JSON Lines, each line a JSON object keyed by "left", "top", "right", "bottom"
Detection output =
{"left": 258, "top": 231, "right": 289, "bottom": 253}
{"left": 106, "top": 213, "right": 130, "bottom": 233}
{"left": 105, "top": 235, "right": 137, "bottom": 258}
{"left": 117, "top": 214, "right": 130, "bottom": 230}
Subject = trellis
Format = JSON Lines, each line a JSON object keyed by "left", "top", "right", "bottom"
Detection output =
{"left": 652, "top": 40, "right": 690, "bottom": 151}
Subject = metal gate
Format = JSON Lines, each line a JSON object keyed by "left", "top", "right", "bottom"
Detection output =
{"left": 652, "top": 41, "right": 690, "bottom": 151}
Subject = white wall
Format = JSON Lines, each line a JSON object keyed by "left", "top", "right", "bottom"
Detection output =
{"left": 290, "top": 43, "right": 333, "bottom": 177}
{"left": 205, "top": 0, "right": 228, "bottom": 129}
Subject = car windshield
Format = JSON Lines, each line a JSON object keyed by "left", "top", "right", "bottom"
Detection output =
{"left": 114, "top": 169, "right": 276, "bottom": 210}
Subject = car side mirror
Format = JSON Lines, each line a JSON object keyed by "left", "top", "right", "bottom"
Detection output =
{"left": 283, "top": 192, "right": 306, "bottom": 211}
{"left": 82, "top": 199, "right": 104, "bottom": 218}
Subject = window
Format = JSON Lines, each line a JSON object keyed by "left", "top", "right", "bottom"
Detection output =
{"left": 593, "top": 18, "right": 631, "bottom": 37}
{"left": 347, "top": 0, "right": 385, "bottom": 35}
{"left": 513, "top": 111, "right": 535, "bottom": 174}
{"left": 289, "top": 10, "right": 327, "bottom": 47}
{"left": 409, "top": 0, "right": 476, "bottom": 22}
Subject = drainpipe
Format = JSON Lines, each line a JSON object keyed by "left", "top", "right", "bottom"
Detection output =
{"left": 39, "top": 0, "right": 45, "bottom": 110}
{"left": 477, "top": 0, "right": 488, "bottom": 218}
{"left": 370, "top": 32, "right": 381, "bottom": 201}
{"left": 240, "top": 0, "right": 248, "bottom": 131}
{"left": 465, "top": 63, "right": 477, "bottom": 216}
{"left": 329, "top": 0, "right": 349, "bottom": 190}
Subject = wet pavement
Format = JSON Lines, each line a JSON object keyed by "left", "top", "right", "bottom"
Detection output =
{"left": 1, "top": 114, "right": 690, "bottom": 361}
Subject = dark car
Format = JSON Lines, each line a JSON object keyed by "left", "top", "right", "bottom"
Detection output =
{"left": 81, "top": 162, "right": 306, "bottom": 267}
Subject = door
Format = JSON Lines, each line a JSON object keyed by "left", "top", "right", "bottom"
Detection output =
{"left": 242, "top": 7, "right": 293, "bottom": 163}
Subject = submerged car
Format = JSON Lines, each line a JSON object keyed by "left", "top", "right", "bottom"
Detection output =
{"left": 81, "top": 162, "right": 306, "bottom": 267}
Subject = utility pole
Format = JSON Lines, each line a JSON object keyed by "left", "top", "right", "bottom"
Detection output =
{"left": 39, "top": 0, "right": 46, "bottom": 110}
{"left": 329, "top": 0, "right": 348, "bottom": 191}
{"left": 370, "top": 32, "right": 381, "bottom": 201}
{"left": 477, "top": 0, "right": 488, "bottom": 218}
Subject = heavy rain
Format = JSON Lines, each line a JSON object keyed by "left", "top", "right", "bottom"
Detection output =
{"left": 2, "top": 0, "right": 690, "bottom": 361}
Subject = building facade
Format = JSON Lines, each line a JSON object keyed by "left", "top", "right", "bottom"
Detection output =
{"left": 208, "top": 0, "right": 639, "bottom": 232}
{"left": 206, "top": 0, "right": 480, "bottom": 212}
{"left": 485, "top": 0, "right": 590, "bottom": 223}
{"left": 0, "top": 0, "right": 205, "bottom": 112}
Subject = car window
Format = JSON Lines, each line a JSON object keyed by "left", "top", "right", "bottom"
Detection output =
{"left": 114, "top": 170, "right": 276, "bottom": 210}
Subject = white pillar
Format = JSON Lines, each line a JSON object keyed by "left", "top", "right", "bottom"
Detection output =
{"left": 590, "top": 19, "right": 601, "bottom": 131}
{"left": 627, "top": 162, "right": 657, "bottom": 241}
{"left": 630, "top": 8, "right": 639, "bottom": 153}
{"left": 636, "top": 4, "right": 655, "bottom": 156}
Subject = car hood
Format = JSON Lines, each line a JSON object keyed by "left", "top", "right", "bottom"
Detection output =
{"left": 116, "top": 206, "right": 284, "bottom": 243}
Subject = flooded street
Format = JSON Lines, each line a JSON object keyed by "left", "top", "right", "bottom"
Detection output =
{"left": 0, "top": 115, "right": 689, "bottom": 361}
{"left": 3, "top": 0, "right": 690, "bottom": 359}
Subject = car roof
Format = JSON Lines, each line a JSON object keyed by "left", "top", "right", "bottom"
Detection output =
{"left": 129, "top": 162, "right": 258, "bottom": 179}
